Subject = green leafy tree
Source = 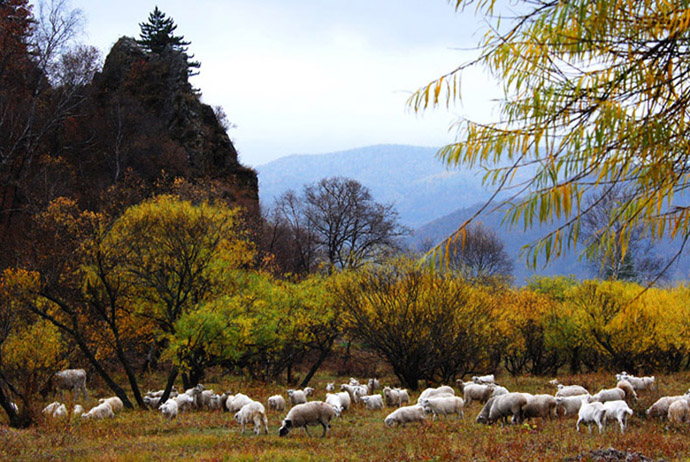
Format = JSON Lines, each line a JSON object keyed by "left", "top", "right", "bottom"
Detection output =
{"left": 412, "top": 0, "right": 690, "bottom": 276}
{"left": 137, "top": 6, "right": 200, "bottom": 75}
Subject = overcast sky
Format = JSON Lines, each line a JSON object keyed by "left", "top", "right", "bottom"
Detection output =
{"left": 62, "top": 0, "right": 501, "bottom": 167}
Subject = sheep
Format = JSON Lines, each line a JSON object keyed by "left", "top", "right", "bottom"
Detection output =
{"left": 198, "top": 389, "right": 217, "bottom": 409}
{"left": 646, "top": 395, "right": 688, "bottom": 418}
{"left": 83, "top": 401, "right": 114, "bottom": 420}
{"left": 590, "top": 387, "right": 625, "bottom": 404}
{"left": 303, "top": 387, "right": 315, "bottom": 397}
{"left": 522, "top": 394, "right": 557, "bottom": 421}
{"left": 287, "top": 389, "right": 308, "bottom": 406}
{"left": 340, "top": 384, "right": 360, "bottom": 404}
{"left": 42, "top": 401, "right": 61, "bottom": 416}
{"left": 333, "top": 391, "right": 351, "bottom": 412}
{"left": 53, "top": 403, "right": 68, "bottom": 418}
{"left": 208, "top": 394, "right": 225, "bottom": 411}
{"left": 325, "top": 393, "right": 345, "bottom": 417}
{"left": 361, "top": 395, "right": 384, "bottom": 411}
{"left": 267, "top": 395, "right": 286, "bottom": 412}
{"left": 490, "top": 385, "right": 510, "bottom": 398}
{"left": 463, "top": 383, "right": 495, "bottom": 406}
{"left": 615, "top": 380, "right": 638, "bottom": 404}
{"left": 348, "top": 378, "right": 360, "bottom": 386}
{"left": 9, "top": 402, "right": 18, "bottom": 414}
{"left": 472, "top": 374, "right": 495, "bottom": 385}
{"left": 278, "top": 401, "right": 335, "bottom": 437}
{"left": 549, "top": 378, "right": 560, "bottom": 386}
{"left": 618, "top": 372, "right": 655, "bottom": 391}
{"left": 555, "top": 395, "right": 590, "bottom": 417}
{"left": 143, "top": 396, "right": 161, "bottom": 408}
{"left": 417, "top": 385, "right": 455, "bottom": 403}
{"left": 98, "top": 397, "right": 123, "bottom": 414}
{"left": 484, "top": 393, "right": 528, "bottom": 425}
{"left": 383, "top": 386, "right": 408, "bottom": 407}
{"left": 368, "top": 378, "right": 380, "bottom": 393}
{"left": 555, "top": 384, "right": 589, "bottom": 397}
{"left": 455, "top": 379, "right": 469, "bottom": 393}
{"left": 158, "top": 399, "right": 178, "bottom": 421}
{"left": 419, "top": 396, "right": 464, "bottom": 421}
{"left": 72, "top": 404, "right": 84, "bottom": 417}
{"left": 53, "top": 368, "right": 88, "bottom": 401}
{"left": 234, "top": 401, "right": 269, "bottom": 435}
{"left": 174, "top": 393, "right": 195, "bottom": 412}
{"left": 145, "top": 386, "right": 178, "bottom": 399}
{"left": 184, "top": 384, "right": 205, "bottom": 409}
{"left": 602, "top": 400, "right": 633, "bottom": 434}
{"left": 227, "top": 393, "right": 253, "bottom": 413}
{"left": 576, "top": 401, "right": 606, "bottom": 434}
{"left": 668, "top": 399, "right": 690, "bottom": 424}
{"left": 384, "top": 405, "right": 427, "bottom": 427}
{"left": 326, "top": 383, "right": 335, "bottom": 392}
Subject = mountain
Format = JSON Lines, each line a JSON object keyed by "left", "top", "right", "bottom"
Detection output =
{"left": 256, "top": 144, "right": 495, "bottom": 228}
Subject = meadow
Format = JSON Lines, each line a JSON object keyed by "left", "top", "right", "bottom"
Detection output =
{"left": 3, "top": 371, "right": 690, "bottom": 462}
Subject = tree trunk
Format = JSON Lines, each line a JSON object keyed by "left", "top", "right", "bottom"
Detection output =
{"left": 299, "top": 345, "right": 332, "bottom": 388}
{"left": 159, "top": 366, "right": 179, "bottom": 405}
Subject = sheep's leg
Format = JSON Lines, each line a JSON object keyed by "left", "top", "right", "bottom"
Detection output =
{"left": 304, "top": 426, "right": 311, "bottom": 437}
{"left": 320, "top": 421, "right": 328, "bottom": 437}
{"left": 263, "top": 415, "right": 269, "bottom": 435}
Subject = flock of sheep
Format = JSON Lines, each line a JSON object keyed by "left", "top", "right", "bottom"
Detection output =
{"left": 37, "top": 368, "right": 690, "bottom": 438}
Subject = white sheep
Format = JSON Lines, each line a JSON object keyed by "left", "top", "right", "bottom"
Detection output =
{"left": 360, "top": 395, "right": 384, "bottom": 411}
{"left": 382, "top": 387, "right": 408, "bottom": 407}
{"left": 590, "top": 387, "right": 625, "bottom": 404}
{"left": 647, "top": 395, "right": 688, "bottom": 418}
{"left": 184, "top": 384, "right": 205, "bottom": 409}
{"left": 472, "top": 374, "right": 495, "bottom": 385}
{"left": 208, "top": 394, "right": 224, "bottom": 411}
{"left": 227, "top": 393, "right": 253, "bottom": 413}
{"left": 145, "top": 386, "right": 178, "bottom": 399}
{"left": 303, "top": 387, "right": 315, "bottom": 397}
{"left": 522, "top": 394, "right": 557, "bottom": 421}
{"left": 234, "top": 401, "right": 268, "bottom": 435}
{"left": 53, "top": 403, "right": 68, "bottom": 418}
{"left": 340, "top": 384, "right": 361, "bottom": 404}
{"left": 143, "top": 396, "right": 161, "bottom": 408}
{"left": 53, "top": 368, "right": 88, "bottom": 401}
{"left": 463, "top": 383, "right": 495, "bottom": 406}
{"left": 83, "top": 401, "right": 114, "bottom": 420}
{"left": 477, "top": 393, "right": 527, "bottom": 425}
{"left": 278, "top": 401, "right": 336, "bottom": 437}
{"left": 368, "top": 378, "right": 380, "bottom": 393}
{"left": 348, "top": 378, "right": 360, "bottom": 386}
{"left": 267, "top": 395, "right": 286, "bottom": 412}
{"left": 668, "top": 399, "right": 690, "bottom": 424}
{"left": 72, "top": 404, "right": 84, "bottom": 417}
{"left": 325, "top": 393, "right": 345, "bottom": 416}
{"left": 615, "top": 380, "right": 638, "bottom": 405}
{"left": 618, "top": 372, "right": 655, "bottom": 391}
{"left": 174, "top": 393, "right": 195, "bottom": 412}
{"left": 490, "top": 385, "right": 510, "bottom": 398}
{"left": 417, "top": 385, "right": 455, "bottom": 403}
{"left": 576, "top": 401, "right": 606, "bottom": 434}
{"left": 198, "top": 389, "right": 217, "bottom": 409}
{"left": 326, "top": 383, "right": 335, "bottom": 392}
{"left": 419, "top": 396, "right": 464, "bottom": 421}
{"left": 158, "top": 398, "right": 178, "bottom": 420}
{"left": 555, "top": 395, "right": 590, "bottom": 417}
{"left": 98, "top": 397, "right": 123, "bottom": 414}
{"left": 555, "top": 384, "right": 589, "bottom": 397}
{"left": 602, "top": 400, "right": 633, "bottom": 434}
{"left": 287, "top": 389, "right": 307, "bottom": 406}
{"left": 384, "top": 405, "right": 427, "bottom": 427}
{"left": 333, "top": 391, "right": 351, "bottom": 412}
{"left": 42, "top": 401, "right": 61, "bottom": 416}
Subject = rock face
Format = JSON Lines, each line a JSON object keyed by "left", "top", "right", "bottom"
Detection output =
{"left": 94, "top": 37, "right": 258, "bottom": 209}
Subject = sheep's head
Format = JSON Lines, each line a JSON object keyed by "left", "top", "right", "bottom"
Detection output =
{"left": 278, "top": 419, "right": 292, "bottom": 436}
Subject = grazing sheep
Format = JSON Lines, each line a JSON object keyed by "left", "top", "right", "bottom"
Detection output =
{"left": 463, "top": 383, "right": 495, "bottom": 406}
{"left": 326, "top": 383, "right": 335, "bottom": 392}
{"left": 555, "top": 384, "right": 589, "bottom": 397}
{"left": 158, "top": 399, "right": 178, "bottom": 421}
{"left": 486, "top": 393, "right": 528, "bottom": 425}
{"left": 647, "top": 395, "right": 688, "bottom": 418}
{"left": 522, "top": 394, "right": 557, "bottom": 421}
{"left": 472, "top": 374, "right": 495, "bottom": 385}
{"left": 278, "top": 401, "right": 335, "bottom": 437}
{"left": 668, "top": 399, "right": 690, "bottom": 424}
{"left": 383, "top": 387, "right": 403, "bottom": 407}
{"left": 590, "top": 387, "right": 626, "bottom": 404}
{"left": 174, "top": 393, "right": 195, "bottom": 412}
{"left": 419, "top": 396, "right": 464, "bottom": 421}
{"left": 602, "top": 400, "right": 633, "bottom": 434}
{"left": 227, "top": 393, "right": 253, "bottom": 413}
{"left": 417, "top": 385, "right": 455, "bottom": 403}
{"left": 325, "top": 393, "right": 345, "bottom": 417}
{"left": 334, "top": 391, "right": 351, "bottom": 412}
{"left": 143, "top": 395, "right": 161, "bottom": 408}
{"left": 576, "top": 401, "right": 606, "bottom": 434}
{"left": 208, "top": 394, "right": 224, "bottom": 411}
{"left": 145, "top": 386, "right": 178, "bottom": 399}
{"left": 288, "top": 389, "right": 308, "bottom": 406}
{"left": 267, "top": 395, "right": 286, "bottom": 412}
{"left": 83, "top": 402, "right": 114, "bottom": 420}
{"left": 53, "top": 404, "right": 68, "bottom": 418}
{"left": 72, "top": 404, "right": 84, "bottom": 417}
{"left": 615, "top": 380, "right": 638, "bottom": 404}
{"left": 42, "top": 401, "right": 61, "bottom": 416}
{"left": 198, "top": 390, "right": 217, "bottom": 409}
{"left": 234, "top": 401, "right": 269, "bottom": 435}
{"left": 368, "top": 378, "right": 380, "bottom": 393}
{"left": 361, "top": 395, "right": 384, "bottom": 411}
{"left": 384, "top": 405, "right": 427, "bottom": 427}
{"left": 618, "top": 372, "right": 655, "bottom": 391}
{"left": 555, "top": 395, "right": 590, "bottom": 417}
{"left": 340, "top": 384, "right": 359, "bottom": 404}
{"left": 490, "top": 385, "right": 510, "bottom": 398}
{"left": 184, "top": 384, "right": 205, "bottom": 409}
{"left": 348, "top": 378, "right": 360, "bottom": 386}
{"left": 98, "top": 397, "right": 123, "bottom": 414}
{"left": 54, "top": 368, "right": 88, "bottom": 401}
{"left": 398, "top": 389, "right": 410, "bottom": 406}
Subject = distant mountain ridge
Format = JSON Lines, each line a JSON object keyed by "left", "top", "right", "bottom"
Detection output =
{"left": 257, "top": 144, "right": 495, "bottom": 228}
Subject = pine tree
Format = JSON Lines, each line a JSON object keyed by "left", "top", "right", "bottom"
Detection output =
{"left": 137, "top": 6, "right": 200, "bottom": 75}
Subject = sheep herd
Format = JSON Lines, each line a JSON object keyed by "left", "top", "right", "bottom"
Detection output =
{"left": 37, "top": 368, "right": 690, "bottom": 438}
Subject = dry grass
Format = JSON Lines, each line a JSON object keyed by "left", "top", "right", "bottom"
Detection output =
{"left": 3, "top": 371, "right": 690, "bottom": 461}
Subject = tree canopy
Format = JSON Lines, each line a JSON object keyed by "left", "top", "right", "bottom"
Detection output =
{"left": 137, "top": 6, "right": 199, "bottom": 74}
{"left": 411, "top": 0, "right": 690, "bottom": 278}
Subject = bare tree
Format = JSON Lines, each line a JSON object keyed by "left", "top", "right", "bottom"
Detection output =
{"left": 447, "top": 222, "right": 513, "bottom": 284}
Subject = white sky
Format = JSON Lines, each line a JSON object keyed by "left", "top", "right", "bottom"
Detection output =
{"left": 61, "top": 0, "right": 502, "bottom": 167}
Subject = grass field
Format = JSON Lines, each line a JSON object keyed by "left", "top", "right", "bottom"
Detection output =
{"left": 3, "top": 372, "right": 690, "bottom": 461}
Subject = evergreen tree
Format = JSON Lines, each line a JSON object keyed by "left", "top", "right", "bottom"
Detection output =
{"left": 137, "top": 6, "right": 199, "bottom": 75}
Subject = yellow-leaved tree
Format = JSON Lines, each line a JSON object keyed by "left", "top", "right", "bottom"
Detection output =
{"left": 412, "top": 0, "right": 690, "bottom": 274}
